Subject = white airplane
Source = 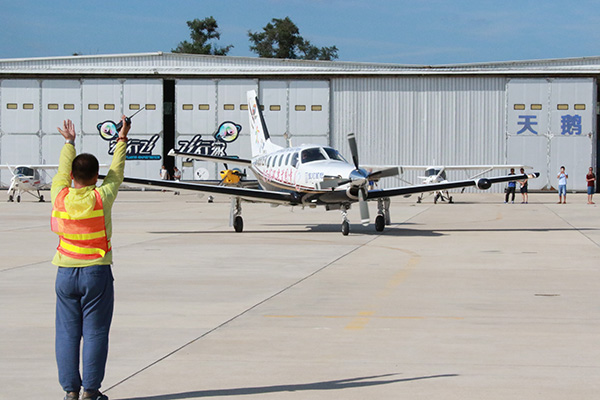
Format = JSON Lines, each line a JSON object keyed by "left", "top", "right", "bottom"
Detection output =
{"left": 0, "top": 164, "right": 58, "bottom": 202}
{"left": 397, "top": 165, "right": 532, "bottom": 204}
{"left": 109, "top": 90, "right": 539, "bottom": 235}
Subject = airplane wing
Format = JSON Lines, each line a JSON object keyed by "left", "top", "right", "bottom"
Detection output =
{"left": 398, "top": 165, "right": 532, "bottom": 170}
{"left": 0, "top": 164, "right": 60, "bottom": 169}
{"left": 368, "top": 172, "right": 539, "bottom": 199}
{"left": 168, "top": 149, "right": 253, "bottom": 166}
{"left": 0, "top": 164, "right": 109, "bottom": 169}
{"left": 101, "top": 175, "right": 299, "bottom": 205}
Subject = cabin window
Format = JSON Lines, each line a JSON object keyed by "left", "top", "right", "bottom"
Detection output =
{"left": 300, "top": 148, "right": 326, "bottom": 163}
{"left": 285, "top": 153, "right": 291, "bottom": 166}
{"left": 291, "top": 152, "right": 299, "bottom": 168}
{"left": 146, "top": 104, "right": 157, "bottom": 110}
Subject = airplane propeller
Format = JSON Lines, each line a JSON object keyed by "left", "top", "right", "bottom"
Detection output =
{"left": 347, "top": 132, "right": 370, "bottom": 226}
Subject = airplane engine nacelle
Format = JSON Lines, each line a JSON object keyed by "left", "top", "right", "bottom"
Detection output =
{"left": 346, "top": 186, "right": 359, "bottom": 200}
{"left": 476, "top": 178, "right": 492, "bottom": 190}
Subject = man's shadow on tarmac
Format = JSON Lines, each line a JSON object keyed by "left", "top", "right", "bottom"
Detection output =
{"left": 115, "top": 373, "right": 458, "bottom": 399}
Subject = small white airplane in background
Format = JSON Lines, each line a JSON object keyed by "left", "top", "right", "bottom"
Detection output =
{"left": 397, "top": 165, "right": 532, "bottom": 204}
{"left": 0, "top": 165, "right": 58, "bottom": 202}
{"left": 108, "top": 90, "right": 539, "bottom": 235}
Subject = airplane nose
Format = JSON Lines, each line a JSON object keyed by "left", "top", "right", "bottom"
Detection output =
{"left": 349, "top": 169, "right": 368, "bottom": 186}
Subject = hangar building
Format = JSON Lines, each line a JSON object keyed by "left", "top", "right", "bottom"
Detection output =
{"left": 0, "top": 52, "right": 598, "bottom": 191}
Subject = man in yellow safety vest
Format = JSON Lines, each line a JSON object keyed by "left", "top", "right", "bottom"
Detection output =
{"left": 51, "top": 117, "right": 130, "bottom": 400}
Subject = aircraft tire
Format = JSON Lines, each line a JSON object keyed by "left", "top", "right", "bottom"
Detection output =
{"left": 375, "top": 215, "right": 385, "bottom": 232}
{"left": 39, "top": 195, "right": 45, "bottom": 202}
{"left": 341, "top": 220, "right": 350, "bottom": 236}
{"left": 233, "top": 216, "right": 244, "bottom": 232}
{"left": 8, "top": 195, "right": 13, "bottom": 202}
{"left": 17, "top": 195, "right": 21, "bottom": 203}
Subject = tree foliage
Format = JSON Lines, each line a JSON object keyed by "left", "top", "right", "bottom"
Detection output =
{"left": 248, "top": 17, "right": 338, "bottom": 60}
{"left": 172, "top": 17, "right": 233, "bottom": 55}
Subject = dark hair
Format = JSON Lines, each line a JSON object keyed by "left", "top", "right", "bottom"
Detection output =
{"left": 72, "top": 153, "right": 99, "bottom": 184}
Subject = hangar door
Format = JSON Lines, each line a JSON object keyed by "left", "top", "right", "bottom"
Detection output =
{"left": 174, "top": 80, "right": 329, "bottom": 180}
{"left": 506, "top": 78, "right": 596, "bottom": 190}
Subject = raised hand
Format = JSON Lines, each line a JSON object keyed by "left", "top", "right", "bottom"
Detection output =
{"left": 57, "top": 119, "right": 76, "bottom": 141}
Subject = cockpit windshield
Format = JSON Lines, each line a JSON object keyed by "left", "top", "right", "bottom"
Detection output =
{"left": 14, "top": 167, "right": 35, "bottom": 176}
{"left": 300, "top": 148, "right": 327, "bottom": 164}
{"left": 323, "top": 147, "right": 347, "bottom": 162}
{"left": 425, "top": 168, "right": 446, "bottom": 180}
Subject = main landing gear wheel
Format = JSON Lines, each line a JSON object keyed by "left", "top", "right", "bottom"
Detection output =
{"left": 8, "top": 195, "right": 13, "bottom": 202}
{"left": 233, "top": 215, "right": 244, "bottom": 232}
{"left": 39, "top": 195, "right": 45, "bottom": 202}
{"left": 341, "top": 220, "right": 350, "bottom": 236}
{"left": 16, "top": 195, "right": 21, "bottom": 203}
{"left": 375, "top": 215, "right": 385, "bottom": 232}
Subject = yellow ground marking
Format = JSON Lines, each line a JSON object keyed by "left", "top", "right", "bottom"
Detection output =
{"left": 344, "top": 311, "right": 375, "bottom": 330}
{"left": 344, "top": 247, "right": 422, "bottom": 330}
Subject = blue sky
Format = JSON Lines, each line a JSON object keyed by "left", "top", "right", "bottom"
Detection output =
{"left": 2, "top": 0, "right": 599, "bottom": 65}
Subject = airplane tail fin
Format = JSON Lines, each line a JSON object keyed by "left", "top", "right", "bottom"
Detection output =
{"left": 247, "top": 90, "right": 281, "bottom": 157}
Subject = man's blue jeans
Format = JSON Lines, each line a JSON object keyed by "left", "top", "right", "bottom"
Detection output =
{"left": 55, "top": 265, "right": 114, "bottom": 392}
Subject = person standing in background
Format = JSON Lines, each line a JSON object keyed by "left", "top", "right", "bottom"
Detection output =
{"left": 519, "top": 167, "right": 528, "bottom": 204}
{"left": 586, "top": 167, "right": 595, "bottom": 204}
{"left": 505, "top": 168, "right": 516, "bottom": 204}
{"left": 557, "top": 166, "right": 568, "bottom": 204}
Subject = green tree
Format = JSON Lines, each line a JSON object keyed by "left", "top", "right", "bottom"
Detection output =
{"left": 173, "top": 16, "right": 233, "bottom": 55}
{"left": 248, "top": 17, "right": 338, "bottom": 60}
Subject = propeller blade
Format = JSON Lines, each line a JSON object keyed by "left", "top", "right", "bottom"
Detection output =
{"left": 348, "top": 132, "right": 360, "bottom": 170}
{"left": 367, "top": 167, "right": 399, "bottom": 181}
{"left": 358, "top": 189, "right": 370, "bottom": 226}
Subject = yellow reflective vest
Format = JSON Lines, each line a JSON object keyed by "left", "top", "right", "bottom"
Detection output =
{"left": 51, "top": 187, "right": 111, "bottom": 260}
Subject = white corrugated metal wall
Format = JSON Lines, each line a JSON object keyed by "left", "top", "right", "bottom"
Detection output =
{"left": 331, "top": 77, "right": 509, "bottom": 191}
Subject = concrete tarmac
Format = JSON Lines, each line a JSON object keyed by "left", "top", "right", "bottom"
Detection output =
{"left": 1, "top": 191, "right": 599, "bottom": 399}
